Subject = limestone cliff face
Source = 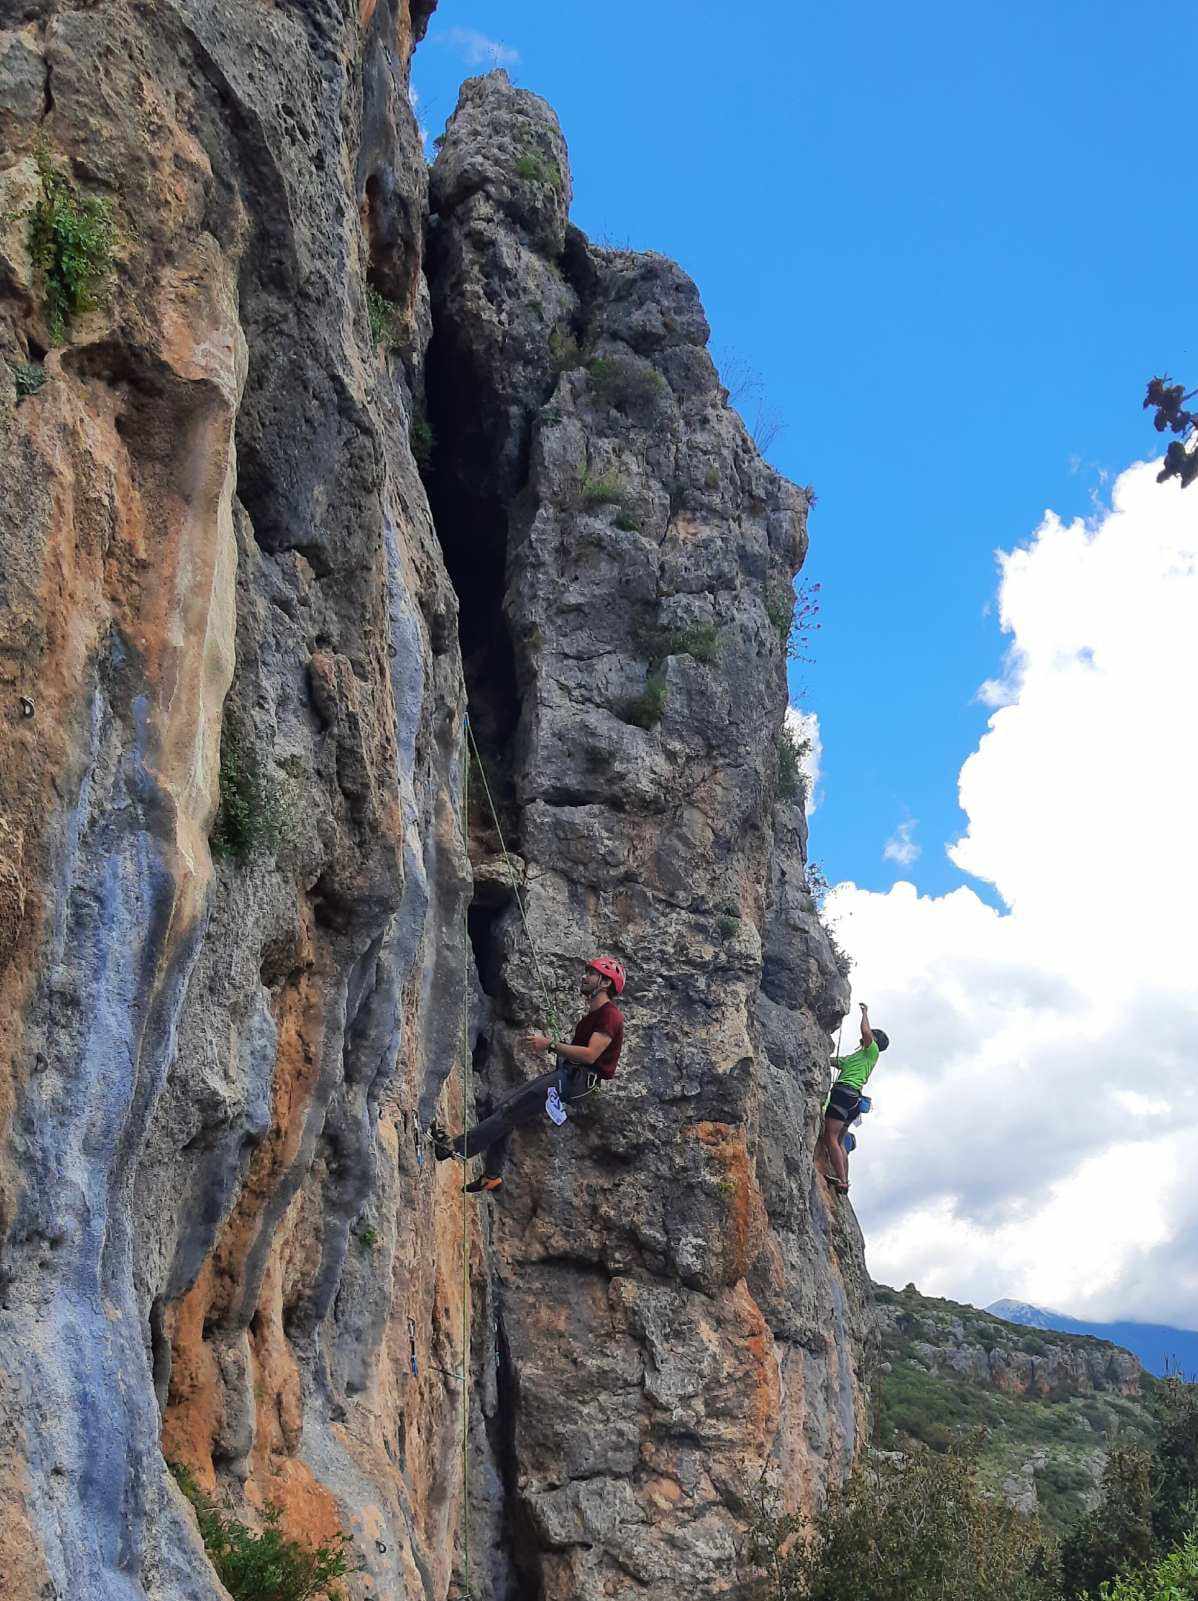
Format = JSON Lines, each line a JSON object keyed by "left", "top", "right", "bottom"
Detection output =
{"left": 0, "top": 13, "right": 867, "bottom": 1601}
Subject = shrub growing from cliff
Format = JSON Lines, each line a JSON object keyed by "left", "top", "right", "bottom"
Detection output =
{"left": 366, "top": 286, "right": 399, "bottom": 349}
{"left": 766, "top": 579, "right": 821, "bottom": 665}
{"left": 410, "top": 408, "right": 435, "bottom": 470}
{"left": 548, "top": 325, "right": 580, "bottom": 371}
{"left": 171, "top": 1464, "right": 359, "bottom": 1601}
{"left": 1143, "top": 376, "right": 1198, "bottom": 490}
{"left": 747, "top": 1445, "right": 1060, "bottom": 1601}
{"left": 777, "top": 724, "right": 809, "bottom": 804}
{"left": 625, "top": 669, "right": 668, "bottom": 730}
{"left": 515, "top": 147, "right": 562, "bottom": 189}
{"left": 588, "top": 353, "right": 665, "bottom": 414}
{"left": 579, "top": 468, "right": 626, "bottom": 507}
{"left": 26, "top": 147, "right": 116, "bottom": 344}
{"left": 10, "top": 360, "right": 46, "bottom": 398}
{"left": 667, "top": 621, "right": 721, "bottom": 665}
{"left": 212, "top": 719, "right": 284, "bottom": 864}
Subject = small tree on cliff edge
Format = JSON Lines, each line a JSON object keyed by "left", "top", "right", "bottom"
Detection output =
{"left": 745, "top": 1443, "right": 1059, "bottom": 1601}
{"left": 1144, "top": 376, "right": 1198, "bottom": 488}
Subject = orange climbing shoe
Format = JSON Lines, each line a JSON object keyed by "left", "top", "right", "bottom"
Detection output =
{"left": 463, "top": 1176, "right": 502, "bottom": 1196}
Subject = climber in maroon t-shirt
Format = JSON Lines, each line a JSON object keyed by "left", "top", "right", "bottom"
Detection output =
{"left": 429, "top": 956, "right": 626, "bottom": 1196}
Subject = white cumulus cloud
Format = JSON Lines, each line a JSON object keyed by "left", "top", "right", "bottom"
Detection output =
{"left": 824, "top": 458, "right": 1198, "bottom": 1326}
{"left": 433, "top": 26, "right": 520, "bottom": 68}
{"left": 883, "top": 818, "right": 920, "bottom": 866}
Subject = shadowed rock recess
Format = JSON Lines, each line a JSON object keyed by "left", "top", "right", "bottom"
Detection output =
{"left": 0, "top": 9, "right": 867, "bottom": 1600}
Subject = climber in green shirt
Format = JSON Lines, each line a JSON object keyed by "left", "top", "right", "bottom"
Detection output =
{"left": 819, "top": 1002, "right": 889, "bottom": 1195}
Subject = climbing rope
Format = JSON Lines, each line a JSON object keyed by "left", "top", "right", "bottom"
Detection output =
{"left": 449, "top": 714, "right": 584, "bottom": 1599}
{"left": 464, "top": 715, "right": 563, "bottom": 1041}
{"left": 459, "top": 735, "right": 474, "bottom": 1601}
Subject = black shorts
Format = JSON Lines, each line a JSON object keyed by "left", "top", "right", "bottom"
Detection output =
{"left": 826, "top": 1083, "right": 862, "bottom": 1124}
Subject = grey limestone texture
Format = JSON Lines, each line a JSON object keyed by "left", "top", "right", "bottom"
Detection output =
{"left": 0, "top": 10, "right": 868, "bottom": 1601}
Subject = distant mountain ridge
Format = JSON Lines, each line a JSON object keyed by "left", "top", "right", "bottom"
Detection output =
{"left": 987, "top": 1299, "right": 1198, "bottom": 1379}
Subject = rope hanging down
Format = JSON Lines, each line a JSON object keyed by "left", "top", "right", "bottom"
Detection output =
{"left": 464, "top": 715, "right": 563, "bottom": 1041}
{"left": 452, "top": 714, "right": 571, "bottom": 1599}
{"left": 458, "top": 735, "right": 474, "bottom": 1601}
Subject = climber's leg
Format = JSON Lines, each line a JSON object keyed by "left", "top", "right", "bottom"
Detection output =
{"left": 821, "top": 1114, "right": 849, "bottom": 1186}
{"left": 447, "top": 1066, "right": 563, "bottom": 1162}
{"left": 821, "top": 1084, "right": 859, "bottom": 1190}
{"left": 482, "top": 1131, "right": 510, "bottom": 1181}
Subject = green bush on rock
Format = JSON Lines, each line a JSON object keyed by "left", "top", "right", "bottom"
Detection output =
{"left": 212, "top": 719, "right": 285, "bottom": 865}
{"left": 26, "top": 147, "right": 116, "bottom": 344}
{"left": 625, "top": 670, "right": 668, "bottom": 730}
{"left": 171, "top": 1464, "right": 359, "bottom": 1601}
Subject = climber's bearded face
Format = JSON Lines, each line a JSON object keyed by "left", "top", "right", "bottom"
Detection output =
{"left": 580, "top": 968, "right": 603, "bottom": 997}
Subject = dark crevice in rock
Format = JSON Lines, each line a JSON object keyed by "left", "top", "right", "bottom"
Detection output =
{"left": 467, "top": 897, "right": 506, "bottom": 1000}
{"left": 149, "top": 1295, "right": 171, "bottom": 1415}
{"left": 489, "top": 1302, "right": 546, "bottom": 1601}
{"left": 422, "top": 383, "right": 521, "bottom": 843}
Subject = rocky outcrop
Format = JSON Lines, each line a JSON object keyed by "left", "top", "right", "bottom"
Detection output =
{"left": 0, "top": 13, "right": 866, "bottom": 1601}
{"left": 424, "top": 71, "right": 864, "bottom": 1601}
{"left": 877, "top": 1287, "right": 1143, "bottom": 1400}
{"left": 872, "top": 1284, "right": 1150, "bottom": 1530}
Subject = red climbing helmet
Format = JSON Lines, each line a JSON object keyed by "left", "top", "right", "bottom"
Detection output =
{"left": 588, "top": 955, "right": 626, "bottom": 996}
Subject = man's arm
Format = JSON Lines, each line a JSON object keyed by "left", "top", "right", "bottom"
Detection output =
{"left": 527, "top": 1031, "right": 612, "bottom": 1066}
{"left": 859, "top": 1002, "right": 874, "bottom": 1049}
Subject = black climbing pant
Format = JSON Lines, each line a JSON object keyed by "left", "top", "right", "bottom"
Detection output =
{"left": 455, "top": 1064, "right": 591, "bottom": 1179}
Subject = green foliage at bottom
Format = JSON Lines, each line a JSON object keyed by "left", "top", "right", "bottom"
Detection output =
{"left": 747, "top": 1445, "right": 1060, "bottom": 1601}
{"left": 171, "top": 1464, "right": 359, "bottom": 1601}
{"left": 1098, "top": 1534, "right": 1198, "bottom": 1600}
{"left": 1061, "top": 1448, "right": 1156, "bottom": 1598}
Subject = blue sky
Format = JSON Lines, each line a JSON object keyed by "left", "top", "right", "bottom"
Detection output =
{"left": 414, "top": 1, "right": 1198, "bottom": 903}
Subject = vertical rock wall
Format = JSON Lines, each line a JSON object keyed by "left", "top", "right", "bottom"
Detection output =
{"left": 425, "top": 73, "right": 870, "bottom": 1601}
{"left": 0, "top": 16, "right": 869, "bottom": 1601}
{"left": 0, "top": 5, "right": 478, "bottom": 1599}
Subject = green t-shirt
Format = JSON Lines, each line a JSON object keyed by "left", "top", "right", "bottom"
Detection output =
{"left": 834, "top": 1041, "right": 879, "bottom": 1092}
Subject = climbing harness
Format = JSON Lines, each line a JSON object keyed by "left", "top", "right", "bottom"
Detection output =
{"left": 842, "top": 1096, "right": 873, "bottom": 1156}
{"left": 564, "top": 1069, "right": 600, "bottom": 1104}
